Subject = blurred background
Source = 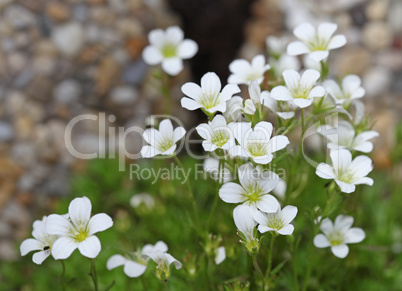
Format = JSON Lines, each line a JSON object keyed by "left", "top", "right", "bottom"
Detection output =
{"left": 0, "top": 0, "right": 401, "bottom": 264}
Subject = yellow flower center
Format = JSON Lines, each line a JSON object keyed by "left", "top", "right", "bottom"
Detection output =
{"left": 157, "top": 139, "right": 174, "bottom": 152}
{"left": 329, "top": 230, "right": 345, "bottom": 246}
{"left": 306, "top": 36, "right": 329, "bottom": 51}
{"left": 200, "top": 92, "right": 221, "bottom": 110}
{"left": 211, "top": 129, "right": 230, "bottom": 147}
{"left": 266, "top": 216, "right": 284, "bottom": 230}
{"left": 161, "top": 44, "right": 177, "bottom": 58}
{"left": 247, "top": 141, "right": 269, "bottom": 157}
{"left": 243, "top": 183, "right": 264, "bottom": 206}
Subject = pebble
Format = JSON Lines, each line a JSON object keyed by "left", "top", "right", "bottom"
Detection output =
{"left": 4, "top": 5, "right": 36, "bottom": 29}
{"left": 389, "top": 0, "right": 402, "bottom": 34}
{"left": 110, "top": 86, "right": 138, "bottom": 105}
{"left": 122, "top": 59, "right": 148, "bottom": 85}
{"left": 54, "top": 79, "right": 82, "bottom": 104}
{"left": 72, "top": 3, "right": 89, "bottom": 22}
{"left": 366, "top": 1, "right": 388, "bottom": 21}
{"left": 363, "top": 22, "right": 392, "bottom": 51}
{"left": 363, "top": 67, "right": 392, "bottom": 97}
{"left": 0, "top": 122, "right": 14, "bottom": 142}
{"left": 52, "top": 22, "right": 85, "bottom": 57}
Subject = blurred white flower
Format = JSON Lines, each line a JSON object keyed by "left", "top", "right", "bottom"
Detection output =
{"left": 314, "top": 215, "right": 365, "bottom": 258}
{"left": 130, "top": 193, "right": 155, "bottom": 209}
{"left": 141, "top": 119, "right": 186, "bottom": 158}
{"left": 219, "top": 163, "right": 280, "bottom": 213}
{"left": 142, "top": 26, "right": 198, "bottom": 76}
{"left": 228, "top": 55, "right": 270, "bottom": 85}
{"left": 323, "top": 75, "right": 365, "bottom": 105}
{"left": 316, "top": 149, "right": 374, "bottom": 193}
{"left": 253, "top": 205, "right": 298, "bottom": 235}
{"left": 261, "top": 91, "right": 295, "bottom": 120}
{"left": 20, "top": 216, "right": 58, "bottom": 265}
{"left": 214, "top": 246, "right": 226, "bottom": 265}
{"left": 203, "top": 158, "right": 232, "bottom": 183}
{"left": 107, "top": 241, "right": 168, "bottom": 278}
{"left": 270, "top": 55, "right": 301, "bottom": 78}
{"left": 272, "top": 179, "right": 287, "bottom": 199}
{"left": 229, "top": 121, "right": 289, "bottom": 164}
{"left": 271, "top": 69, "right": 325, "bottom": 108}
{"left": 181, "top": 72, "right": 240, "bottom": 114}
{"left": 318, "top": 121, "right": 379, "bottom": 153}
{"left": 46, "top": 197, "right": 113, "bottom": 259}
{"left": 266, "top": 35, "right": 289, "bottom": 56}
{"left": 223, "top": 96, "right": 244, "bottom": 122}
{"left": 196, "top": 115, "right": 235, "bottom": 152}
{"left": 142, "top": 251, "right": 182, "bottom": 280}
{"left": 287, "top": 22, "right": 347, "bottom": 62}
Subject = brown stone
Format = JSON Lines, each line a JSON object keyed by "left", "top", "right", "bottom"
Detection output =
{"left": 335, "top": 46, "right": 371, "bottom": 76}
{"left": 95, "top": 56, "right": 120, "bottom": 95}
{"left": 78, "top": 44, "right": 105, "bottom": 64}
{"left": 46, "top": 2, "right": 70, "bottom": 22}
{"left": 124, "top": 37, "right": 147, "bottom": 60}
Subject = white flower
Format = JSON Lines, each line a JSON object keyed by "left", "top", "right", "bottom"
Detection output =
{"left": 287, "top": 22, "right": 347, "bottom": 62}
{"left": 272, "top": 179, "right": 287, "bottom": 199}
{"left": 228, "top": 55, "right": 271, "bottom": 85}
{"left": 316, "top": 149, "right": 374, "bottom": 193}
{"left": 270, "top": 55, "right": 301, "bottom": 78}
{"left": 130, "top": 193, "right": 155, "bottom": 209}
{"left": 266, "top": 35, "right": 289, "bottom": 56}
{"left": 253, "top": 205, "right": 297, "bottom": 235}
{"left": 107, "top": 241, "right": 168, "bottom": 278}
{"left": 181, "top": 72, "right": 240, "bottom": 114}
{"left": 46, "top": 197, "right": 113, "bottom": 259}
{"left": 142, "top": 26, "right": 198, "bottom": 76}
{"left": 229, "top": 121, "right": 289, "bottom": 164}
{"left": 141, "top": 119, "right": 186, "bottom": 158}
{"left": 233, "top": 205, "right": 257, "bottom": 241}
{"left": 219, "top": 163, "right": 280, "bottom": 213}
{"left": 142, "top": 251, "right": 182, "bottom": 280}
{"left": 260, "top": 90, "right": 295, "bottom": 120}
{"left": 318, "top": 121, "right": 379, "bottom": 153}
{"left": 203, "top": 158, "right": 232, "bottom": 183}
{"left": 323, "top": 75, "right": 365, "bottom": 105}
{"left": 214, "top": 246, "right": 226, "bottom": 265}
{"left": 314, "top": 215, "right": 365, "bottom": 258}
{"left": 223, "top": 96, "right": 244, "bottom": 122}
{"left": 196, "top": 115, "right": 235, "bottom": 151}
{"left": 20, "top": 216, "right": 58, "bottom": 265}
{"left": 271, "top": 69, "right": 325, "bottom": 108}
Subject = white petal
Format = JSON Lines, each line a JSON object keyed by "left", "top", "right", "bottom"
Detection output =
{"left": 69, "top": 197, "right": 91, "bottom": 228}
{"left": 331, "top": 244, "right": 349, "bottom": 258}
{"left": 201, "top": 72, "right": 221, "bottom": 95}
{"left": 328, "top": 35, "right": 347, "bottom": 50}
{"left": 142, "top": 46, "right": 163, "bottom": 65}
{"left": 345, "top": 228, "right": 365, "bottom": 244}
{"left": 330, "top": 149, "right": 352, "bottom": 171}
{"left": 293, "top": 98, "right": 312, "bottom": 108}
{"left": 257, "top": 194, "right": 280, "bottom": 213}
{"left": 252, "top": 155, "right": 273, "bottom": 165}
{"left": 78, "top": 236, "right": 101, "bottom": 259}
{"left": 220, "top": 84, "right": 241, "bottom": 101}
{"left": 140, "top": 145, "right": 158, "bottom": 158}
{"left": 283, "top": 69, "right": 300, "bottom": 89}
{"left": 178, "top": 39, "right": 198, "bottom": 59}
{"left": 335, "top": 180, "right": 356, "bottom": 193}
{"left": 334, "top": 215, "right": 354, "bottom": 230}
{"left": 181, "top": 97, "right": 202, "bottom": 111}
{"left": 318, "top": 23, "right": 338, "bottom": 40}
{"left": 229, "top": 59, "right": 251, "bottom": 74}
{"left": 254, "top": 121, "right": 273, "bottom": 139}
{"left": 45, "top": 214, "right": 72, "bottom": 237}
{"left": 294, "top": 23, "right": 316, "bottom": 41}
{"left": 269, "top": 135, "right": 289, "bottom": 153}
{"left": 258, "top": 225, "right": 275, "bottom": 233}
{"left": 349, "top": 155, "right": 373, "bottom": 178}
{"left": 233, "top": 205, "right": 257, "bottom": 238}
{"left": 353, "top": 177, "right": 373, "bottom": 186}
{"left": 287, "top": 41, "right": 310, "bottom": 56}
{"left": 20, "top": 238, "right": 43, "bottom": 256}
{"left": 308, "top": 51, "right": 329, "bottom": 62}
{"left": 162, "top": 58, "right": 183, "bottom": 76}
{"left": 308, "top": 86, "right": 325, "bottom": 98}
{"left": 276, "top": 111, "right": 295, "bottom": 119}
{"left": 148, "top": 29, "right": 165, "bottom": 47}
{"left": 219, "top": 183, "right": 245, "bottom": 203}
{"left": 152, "top": 241, "right": 169, "bottom": 253}
{"left": 196, "top": 124, "right": 212, "bottom": 140}
{"left": 281, "top": 206, "right": 298, "bottom": 225}
{"left": 173, "top": 127, "right": 186, "bottom": 143}
{"left": 211, "top": 114, "right": 228, "bottom": 128}
{"left": 143, "top": 128, "right": 159, "bottom": 146}
{"left": 277, "top": 224, "right": 294, "bottom": 235}
{"left": 252, "top": 210, "right": 268, "bottom": 226}
{"left": 259, "top": 176, "right": 280, "bottom": 194}
{"left": 165, "top": 26, "right": 184, "bottom": 44}
{"left": 215, "top": 246, "right": 226, "bottom": 265}
{"left": 161, "top": 144, "right": 176, "bottom": 156}
{"left": 166, "top": 253, "right": 182, "bottom": 269}
{"left": 320, "top": 218, "right": 334, "bottom": 236}
{"left": 313, "top": 234, "right": 331, "bottom": 248}
{"left": 88, "top": 213, "right": 113, "bottom": 236}
{"left": 324, "top": 80, "right": 342, "bottom": 100}
{"left": 181, "top": 82, "right": 203, "bottom": 101}
{"left": 316, "top": 163, "right": 335, "bottom": 179}
{"left": 107, "top": 254, "right": 126, "bottom": 270}
{"left": 270, "top": 86, "right": 293, "bottom": 101}
{"left": 342, "top": 75, "right": 361, "bottom": 95}
{"left": 32, "top": 250, "right": 50, "bottom": 265}
{"left": 301, "top": 69, "right": 320, "bottom": 89}
{"left": 124, "top": 260, "right": 147, "bottom": 277}
{"left": 159, "top": 119, "right": 174, "bottom": 137}
{"left": 51, "top": 237, "right": 79, "bottom": 260}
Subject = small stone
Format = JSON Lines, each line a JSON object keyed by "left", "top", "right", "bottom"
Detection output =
{"left": 0, "top": 0, "right": 12, "bottom": 10}
{"left": 46, "top": 2, "right": 70, "bottom": 22}
{"left": 122, "top": 59, "right": 147, "bottom": 85}
{"left": 85, "top": 0, "right": 105, "bottom": 4}
{"left": 110, "top": 86, "right": 138, "bottom": 105}
{"left": 54, "top": 79, "right": 82, "bottom": 104}
{"left": 32, "top": 56, "right": 56, "bottom": 76}
{"left": 34, "top": 40, "right": 59, "bottom": 56}
{"left": 389, "top": 0, "right": 402, "bottom": 34}
{"left": 116, "top": 18, "right": 143, "bottom": 37}
{"left": 363, "top": 67, "right": 392, "bottom": 97}
{"left": 11, "top": 143, "right": 37, "bottom": 167}
{"left": 335, "top": 46, "right": 371, "bottom": 76}
{"left": 125, "top": 36, "right": 147, "bottom": 59}
{"left": 95, "top": 56, "right": 120, "bottom": 95}
{"left": 0, "top": 122, "right": 13, "bottom": 142}
{"left": 72, "top": 3, "right": 89, "bottom": 22}
{"left": 78, "top": 44, "right": 103, "bottom": 64}
{"left": 12, "top": 69, "right": 34, "bottom": 88}
{"left": 90, "top": 6, "right": 114, "bottom": 25}
{"left": 85, "top": 24, "right": 102, "bottom": 43}
{"left": 4, "top": 4, "right": 35, "bottom": 29}
{"left": 0, "top": 240, "right": 18, "bottom": 261}
{"left": 7, "top": 52, "right": 27, "bottom": 74}
{"left": 25, "top": 77, "right": 53, "bottom": 102}
{"left": 52, "top": 22, "right": 85, "bottom": 57}
{"left": 366, "top": 1, "right": 388, "bottom": 21}
{"left": 362, "top": 22, "right": 392, "bottom": 51}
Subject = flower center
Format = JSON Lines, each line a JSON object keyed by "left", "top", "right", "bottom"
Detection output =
{"left": 243, "top": 183, "right": 264, "bottom": 206}
{"left": 290, "top": 84, "right": 311, "bottom": 99}
{"left": 266, "top": 216, "right": 284, "bottom": 230}
{"left": 211, "top": 129, "right": 230, "bottom": 147}
{"left": 200, "top": 92, "right": 221, "bottom": 110}
{"left": 157, "top": 138, "right": 174, "bottom": 152}
{"left": 337, "top": 168, "right": 355, "bottom": 184}
{"left": 328, "top": 230, "right": 345, "bottom": 246}
{"left": 71, "top": 225, "right": 89, "bottom": 242}
{"left": 161, "top": 44, "right": 177, "bottom": 58}
{"left": 306, "top": 35, "right": 329, "bottom": 51}
{"left": 246, "top": 72, "right": 261, "bottom": 82}
{"left": 247, "top": 140, "right": 269, "bottom": 157}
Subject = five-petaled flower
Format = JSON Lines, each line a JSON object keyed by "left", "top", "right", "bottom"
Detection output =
{"left": 316, "top": 149, "right": 374, "bottom": 193}
{"left": 314, "top": 215, "right": 365, "bottom": 258}
{"left": 253, "top": 205, "right": 298, "bottom": 235}
{"left": 20, "top": 216, "right": 58, "bottom": 265}
{"left": 287, "top": 22, "right": 347, "bottom": 62}
{"left": 46, "top": 196, "right": 113, "bottom": 259}
{"left": 181, "top": 72, "right": 240, "bottom": 114}
{"left": 142, "top": 26, "right": 198, "bottom": 76}
{"left": 323, "top": 74, "right": 365, "bottom": 105}
{"left": 270, "top": 69, "right": 325, "bottom": 108}
{"left": 229, "top": 121, "right": 289, "bottom": 164}
{"left": 196, "top": 115, "right": 235, "bottom": 152}
{"left": 219, "top": 163, "right": 280, "bottom": 213}
{"left": 107, "top": 241, "right": 168, "bottom": 278}
{"left": 142, "top": 251, "right": 182, "bottom": 281}
{"left": 141, "top": 119, "right": 186, "bottom": 158}
{"left": 228, "top": 55, "right": 271, "bottom": 85}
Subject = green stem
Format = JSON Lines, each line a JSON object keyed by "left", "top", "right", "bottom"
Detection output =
{"left": 265, "top": 235, "right": 276, "bottom": 280}
{"left": 161, "top": 71, "right": 172, "bottom": 115}
{"left": 89, "top": 259, "right": 99, "bottom": 291}
{"left": 252, "top": 255, "right": 265, "bottom": 290}
{"left": 206, "top": 159, "right": 224, "bottom": 232}
{"left": 59, "top": 260, "right": 66, "bottom": 291}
